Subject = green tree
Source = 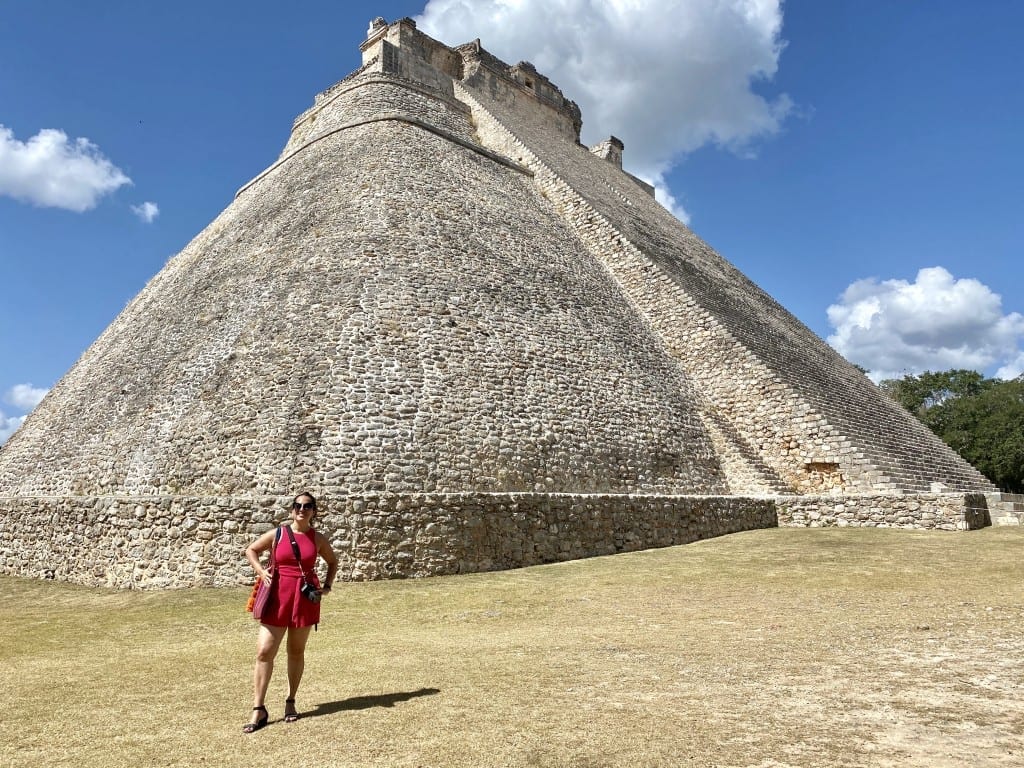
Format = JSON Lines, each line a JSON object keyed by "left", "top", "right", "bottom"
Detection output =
{"left": 879, "top": 370, "right": 1024, "bottom": 493}
{"left": 879, "top": 369, "right": 993, "bottom": 414}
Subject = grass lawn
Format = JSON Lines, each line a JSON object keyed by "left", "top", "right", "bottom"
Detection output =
{"left": 2, "top": 526, "right": 1022, "bottom": 768}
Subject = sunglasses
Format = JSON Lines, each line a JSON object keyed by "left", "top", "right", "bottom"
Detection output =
{"left": 292, "top": 501, "right": 316, "bottom": 511}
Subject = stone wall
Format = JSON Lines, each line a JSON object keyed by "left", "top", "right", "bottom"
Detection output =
{"left": 0, "top": 494, "right": 776, "bottom": 588}
{"left": 776, "top": 493, "right": 991, "bottom": 530}
{"left": 986, "top": 493, "right": 1023, "bottom": 525}
{"left": 284, "top": 73, "right": 474, "bottom": 158}
{"left": 0, "top": 491, "right": 991, "bottom": 588}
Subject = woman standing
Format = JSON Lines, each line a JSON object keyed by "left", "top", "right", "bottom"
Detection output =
{"left": 242, "top": 491, "right": 338, "bottom": 733}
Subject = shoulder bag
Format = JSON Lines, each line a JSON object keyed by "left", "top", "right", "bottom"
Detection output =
{"left": 247, "top": 526, "right": 283, "bottom": 619}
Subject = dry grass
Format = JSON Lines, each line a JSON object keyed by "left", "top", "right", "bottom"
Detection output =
{"left": 3, "top": 526, "right": 1023, "bottom": 768}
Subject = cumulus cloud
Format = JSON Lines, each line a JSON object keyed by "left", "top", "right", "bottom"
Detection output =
{"left": 0, "top": 383, "right": 48, "bottom": 446}
{"left": 827, "top": 267, "right": 1024, "bottom": 382}
{"left": 652, "top": 177, "right": 691, "bottom": 224}
{"left": 7, "top": 383, "right": 48, "bottom": 411}
{"left": 0, "top": 411, "right": 26, "bottom": 445}
{"left": 0, "top": 124, "right": 131, "bottom": 212}
{"left": 996, "top": 353, "right": 1024, "bottom": 381}
{"left": 131, "top": 201, "right": 160, "bottom": 223}
{"left": 416, "top": 0, "right": 790, "bottom": 220}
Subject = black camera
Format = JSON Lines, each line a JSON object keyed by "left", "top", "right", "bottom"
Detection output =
{"left": 300, "top": 582, "right": 321, "bottom": 603}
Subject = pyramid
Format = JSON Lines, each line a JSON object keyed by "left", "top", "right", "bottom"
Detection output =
{"left": 0, "top": 18, "right": 995, "bottom": 588}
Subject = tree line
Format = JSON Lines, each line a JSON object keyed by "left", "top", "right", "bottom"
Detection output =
{"left": 878, "top": 369, "right": 1024, "bottom": 493}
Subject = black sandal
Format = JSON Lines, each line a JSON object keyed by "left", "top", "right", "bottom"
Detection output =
{"left": 284, "top": 698, "right": 299, "bottom": 723}
{"left": 242, "top": 705, "right": 269, "bottom": 733}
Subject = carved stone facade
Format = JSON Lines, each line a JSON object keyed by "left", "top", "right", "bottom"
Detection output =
{"left": 0, "top": 19, "right": 996, "bottom": 588}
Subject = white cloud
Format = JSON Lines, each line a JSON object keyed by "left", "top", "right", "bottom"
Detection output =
{"left": 0, "top": 412, "right": 26, "bottom": 445}
{"left": 650, "top": 173, "right": 691, "bottom": 224}
{"left": 131, "top": 201, "right": 160, "bottom": 223}
{"left": 0, "top": 124, "right": 131, "bottom": 212}
{"left": 996, "top": 353, "right": 1024, "bottom": 381}
{"left": 827, "top": 267, "right": 1024, "bottom": 382}
{"left": 0, "top": 383, "right": 48, "bottom": 446}
{"left": 6, "top": 383, "right": 48, "bottom": 410}
{"left": 416, "top": 0, "right": 790, "bottom": 217}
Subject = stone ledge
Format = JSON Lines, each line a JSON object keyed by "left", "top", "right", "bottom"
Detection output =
{"left": 236, "top": 112, "right": 532, "bottom": 199}
{"left": 775, "top": 493, "right": 991, "bottom": 531}
{"left": 0, "top": 492, "right": 774, "bottom": 588}
{"left": 1, "top": 491, "right": 994, "bottom": 590}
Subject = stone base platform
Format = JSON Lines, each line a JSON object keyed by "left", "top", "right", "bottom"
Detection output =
{"left": 0, "top": 491, "right": 990, "bottom": 589}
{"left": 986, "top": 492, "right": 1024, "bottom": 525}
{"left": 776, "top": 493, "right": 991, "bottom": 530}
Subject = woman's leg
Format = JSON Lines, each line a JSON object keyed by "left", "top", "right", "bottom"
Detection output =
{"left": 251, "top": 624, "right": 286, "bottom": 722}
{"left": 285, "top": 625, "right": 314, "bottom": 709}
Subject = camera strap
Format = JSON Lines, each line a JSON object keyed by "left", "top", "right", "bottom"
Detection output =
{"left": 283, "top": 526, "right": 314, "bottom": 587}
{"left": 284, "top": 524, "right": 319, "bottom": 632}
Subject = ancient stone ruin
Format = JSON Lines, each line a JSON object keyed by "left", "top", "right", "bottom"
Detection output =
{"left": 0, "top": 18, "right": 996, "bottom": 588}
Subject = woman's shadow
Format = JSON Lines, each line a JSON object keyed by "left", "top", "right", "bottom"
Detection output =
{"left": 305, "top": 687, "right": 440, "bottom": 717}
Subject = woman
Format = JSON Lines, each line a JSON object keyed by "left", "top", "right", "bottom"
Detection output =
{"left": 243, "top": 491, "right": 338, "bottom": 733}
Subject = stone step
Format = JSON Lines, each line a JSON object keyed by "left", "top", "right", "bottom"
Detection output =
{"left": 985, "top": 492, "right": 1023, "bottom": 525}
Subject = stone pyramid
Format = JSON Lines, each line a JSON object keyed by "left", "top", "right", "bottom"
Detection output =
{"left": 0, "top": 18, "right": 995, "bottom": 587}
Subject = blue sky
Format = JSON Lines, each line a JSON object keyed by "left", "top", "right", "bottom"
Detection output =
{"left": 2, "top": 0, "right": 1022, "bottom": 442}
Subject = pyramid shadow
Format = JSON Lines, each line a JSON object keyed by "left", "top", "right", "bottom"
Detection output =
{"left": 306, "top": 687, "right": 441, "bottom": 717}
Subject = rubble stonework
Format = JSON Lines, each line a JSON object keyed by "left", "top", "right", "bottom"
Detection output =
{"left": 0, "top": 19, "right": 996, "bottom": 588}
{"left": 0, "top": 493, "right": 777, "bottom": 586}
{"left": 776, "top": 493, "right": 991, "bottom": 530}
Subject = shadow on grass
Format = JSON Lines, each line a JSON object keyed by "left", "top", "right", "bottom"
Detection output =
{"left": 307, "top": 687, "right": 441, "bottom": 717}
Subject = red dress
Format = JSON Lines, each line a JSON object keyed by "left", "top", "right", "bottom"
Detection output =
{"left": 262, "top": 527, "right": 321, "bottom": 628}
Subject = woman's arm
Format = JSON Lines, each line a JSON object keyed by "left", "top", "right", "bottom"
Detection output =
{"left": 317, "top": 532, "right": 339, "bottom": 594}
{"left": 244, "top": 528, "right": 278, "bottom": 583}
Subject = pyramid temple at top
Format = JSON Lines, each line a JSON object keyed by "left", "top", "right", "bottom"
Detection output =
{"left": 0, "top": 18, "right": 996, "bottom": 587}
